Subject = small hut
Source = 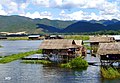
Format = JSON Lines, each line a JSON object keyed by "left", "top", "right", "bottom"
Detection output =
{"left": 45, "top": 35, "right": 64, "bottom": 39}
{"left": 108, "top": 35, "right": 120, "bottom": 42}
{"left": 89, "top": 36, "right": 115, "bottom": 55}
{"left": 97, "top": 43, "right": 120, "bottom": 65}
{"left": 28, "top": 35, "right": 41, "bottom": 40}
{"left": 39, "top": 39, "right": 86, "bottom": 61}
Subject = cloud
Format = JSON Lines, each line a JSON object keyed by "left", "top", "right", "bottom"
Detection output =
{"left": 0, "top": 0, "right": 29, "bottom": 14}
{"left": 59, "top": 9, "right": 120, "bottom": 21}
{"left": 0, "top": 5, "right": 7, "bottom": 15}
{"left": 31, "top": 0, "right": 49, "bottom": 7}
{"left": 0, "top": 0, "right": 119, "bottom": 20}
{"left": 59, "top": 10, "right": 87, "bottom": 20}
{"left": 22, "top": 11, "right": 52, "bottom": 19}
{"left": 8, "top": 2, "right": 18, "bottom": 13}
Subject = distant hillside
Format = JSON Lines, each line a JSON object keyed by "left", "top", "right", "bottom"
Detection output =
{"left": 34, "top": 18, "right": 76, "bottom": 29}
{"left": 0, "top": 15, "right": 37, "bottom": 33}
{"left": 62, "top": 21, "right": 105, "bottom": 33}
{"left": 0, "top": 15, "right": 75, "bottom": 34}
{"left": 88, "top": 19, "right": 119, "bottom": 25}
{"left": 36, "top": 24, "right": 60, "bottom": 32}
{"left": 106, "top": 21, "right": 120, "bottom": 30}
{"left": 0, "top": 15, "right": 120, "bottom": 34}
{"left": 62, "top": 21, "right": 120, "bottom": 33}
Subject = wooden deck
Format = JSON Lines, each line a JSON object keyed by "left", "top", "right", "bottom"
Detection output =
{"left": 22, "top": 54, "right": 48, "bottom": 60}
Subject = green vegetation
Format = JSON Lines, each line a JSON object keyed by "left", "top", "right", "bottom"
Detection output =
{"left": 0, "top": 50, "right": 42, "bottom": 63}
{"left": 64, "top": 35, "right": 89, "bottom": 40}
{"left": 0, "top": 45, "right": 2, "bottom": 48}
{"left": 7, "top": 37, "right": 29, "bottom": 40}
{"left": 101, "top": 67, "right": 120, "bottom": 79}
{"left": 61, "top": 57, "right": 88, "bottom": 69}
{"left": 0, "top": 15, "right": 75, "bottom": 34}
{"left": 0, "top": 56, "right": 7, "bottom": 58}
{"left": 84, "top": 45, "right": 91, "bottom": 50}
{"left": 21, "top": 60, "right": 51, "bottom": 65}
{"left": 81, "top": 30, "right": 120, "bottom": 35}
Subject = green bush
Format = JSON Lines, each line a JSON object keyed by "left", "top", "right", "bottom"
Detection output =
{"left": 61, "top": 63, "right": 72, "bottom": 68}
{"left": 70, "top": 57, "right": 88, "bottom": 69}
{"left": 101, "top": 67, "right": 120, "bottom": 79}
{"left": 61, "top": 57, "right": 88, "bottom": 69}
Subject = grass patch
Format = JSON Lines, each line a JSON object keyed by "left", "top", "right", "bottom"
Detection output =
{"left": 101, "top": 67, "right": 120, "bottom": 79}
{"left": 0, "top": 50, "right": 42, "bottom": 64}
{"left": 60, "top": 57, "right": 88, "bottom": 69}
{"left": 21, "top": 60, "right": 51, "bottom": 65}
{"left": 7, "top": 37, "right": 28, "bottom": 40}
{"left": 64, "top": 35, "right": 89, "bottom": 40}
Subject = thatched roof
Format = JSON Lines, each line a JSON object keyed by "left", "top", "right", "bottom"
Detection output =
{"left": 97, "top": 42, "right": 120, "bottom": 55}
{"left": 39, "top": 39, "right": 83, "bottom": 49}
{"left": 89, "top": 36, "right": 115, "bottom": 43}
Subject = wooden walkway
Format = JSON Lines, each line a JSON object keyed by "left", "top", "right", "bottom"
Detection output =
{"left": 22, "top": 54, "right": 48, "bottom": 60}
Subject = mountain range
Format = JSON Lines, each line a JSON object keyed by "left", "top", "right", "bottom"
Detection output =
{"left": 0, "top": 15, "right": 120, "bottom": 34}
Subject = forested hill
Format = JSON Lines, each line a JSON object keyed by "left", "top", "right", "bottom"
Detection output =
{"left": 0, "top": 15, "right": 75, "bottom": 33}
{"left": 0, "top": 15, "right": 120, "bottom": 34}
{"left": 61, "top": 21, "right": 120, "bottom": 33}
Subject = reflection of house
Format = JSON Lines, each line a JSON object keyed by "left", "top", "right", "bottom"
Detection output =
{"left": 28, "top": 35, "right": 41, "bottom": 40}
{"left": 89, "top": 36, "right": 115, "bottom": 55}
{"left": 39, "top": 39, "right": 86, "bottom": 61}
{"left": 97, "top": 43, "right": 120, "bottom": 65}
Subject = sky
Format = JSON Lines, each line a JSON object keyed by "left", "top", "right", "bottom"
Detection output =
{"left": 0, "top": 0, "right": 120, "bottom": 20}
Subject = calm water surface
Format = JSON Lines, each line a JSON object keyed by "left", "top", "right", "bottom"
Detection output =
{"left": 0, "top": 40, "right": 42, "bottom": 56}
{"left": 0, "top": 40, "right": 120, "bottom": 83}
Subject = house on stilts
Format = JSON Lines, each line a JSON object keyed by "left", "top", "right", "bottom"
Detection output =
{"left": 97, "top": 42, "right": 120, "bottom": 66}
{"left": 39, "top": 39, "right": 86, "bottom": 62}
{"left": 89, "top": 36, "right": 115, "bottom": 56}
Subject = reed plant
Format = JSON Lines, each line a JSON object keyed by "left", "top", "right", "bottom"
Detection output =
{"left": 101, "top": 67, "right": 120, "bottom": 79}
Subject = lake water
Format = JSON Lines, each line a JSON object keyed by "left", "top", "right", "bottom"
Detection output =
{"left": 0, "top": 40, "right": 120, "bottom": 83}
{"left": 0, "top": 40, "right": 42, "bottom": 56}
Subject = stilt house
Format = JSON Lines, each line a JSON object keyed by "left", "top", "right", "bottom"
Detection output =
{"left": 97, "top": 42, "right": 120, "bottom": 65}
{"left": 89, "top": 36, "right": 115, "bottom": 55}
{"left": 39, "top": 39, "right": 86, "bottom": 61}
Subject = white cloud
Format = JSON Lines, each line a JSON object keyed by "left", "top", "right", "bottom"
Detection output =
{"left": 0, "top": 0, "right": 29, "bottom": 14}
{"left": 0, "top": 0, "right": 119, "bottom": 20}
{"left": 0, "top": 5, "right": 7, "bottom": 15}
{"left": 59, "top": 10, "right": 86, "bottom": 20}
{"left": 22, "top": 11, "right": 52, "bottom": 19}
{"left": 59, "top": 9, "right": 120, "bottom": 21}
{"left": 31, "top": 0, "right": 49, "bottom": 7}
{"left": 8, "top": 2, "right": 18, "bottom": 13}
